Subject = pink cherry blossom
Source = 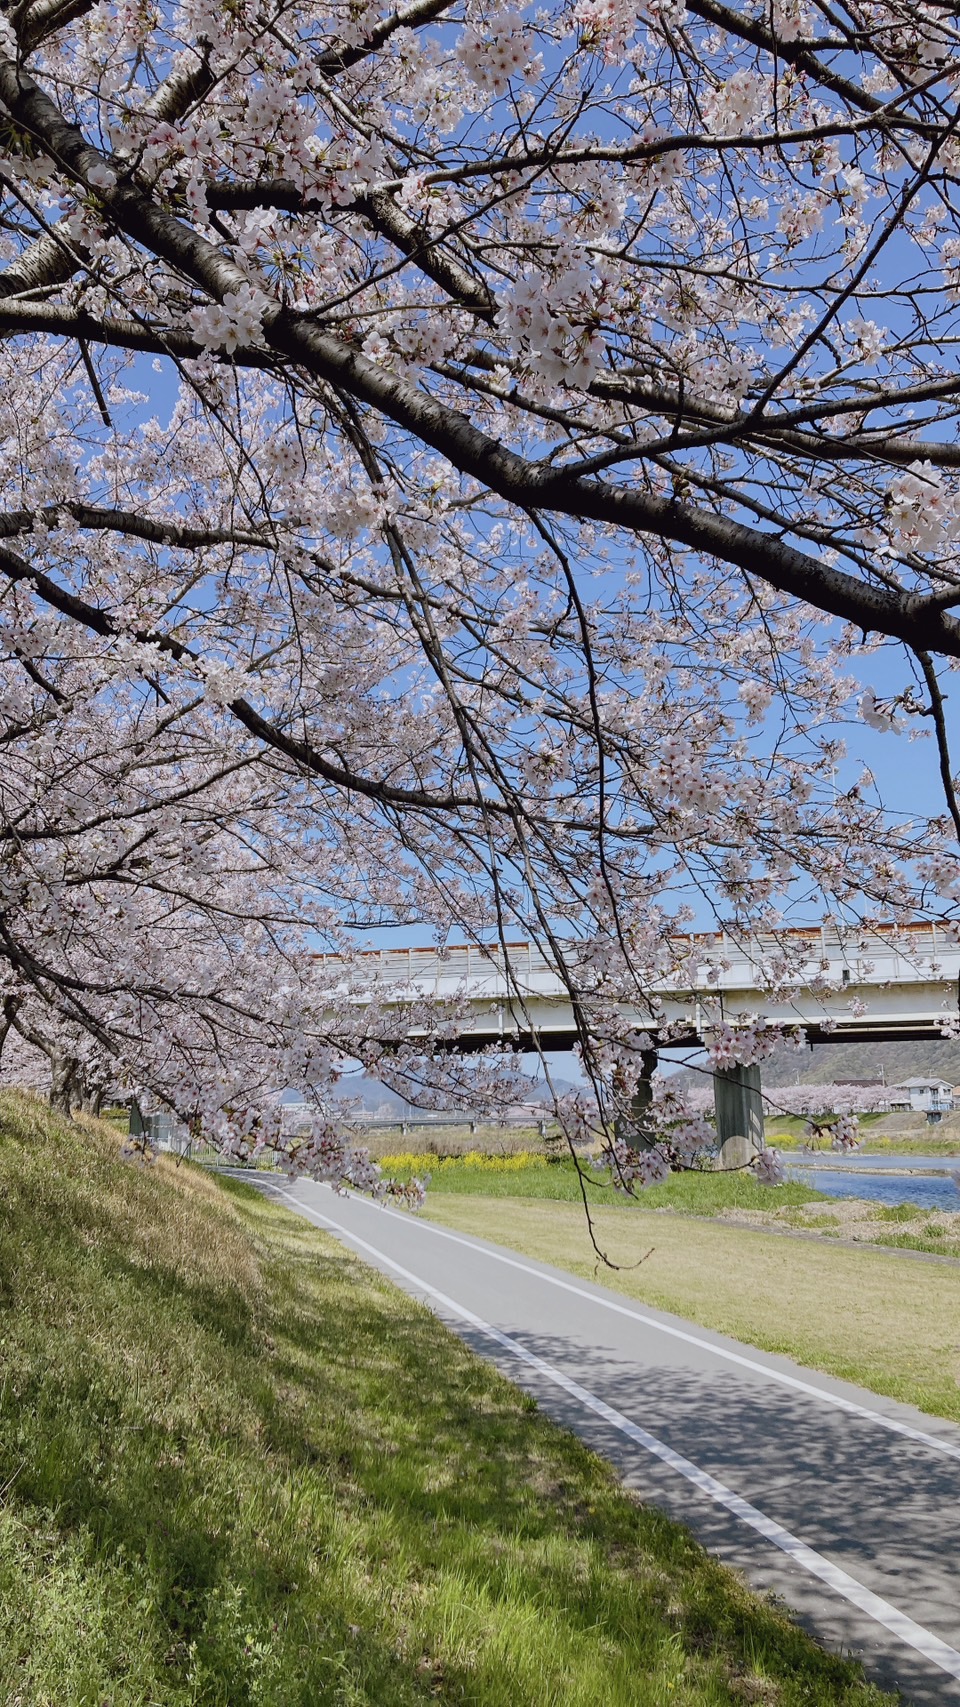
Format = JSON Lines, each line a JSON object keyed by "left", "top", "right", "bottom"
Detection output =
{"left": 0, "top": 0, "right": 951, "bottom": 1204}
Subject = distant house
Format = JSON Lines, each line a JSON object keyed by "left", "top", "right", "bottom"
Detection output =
{"left": 889, "top": 1078, "right": 955, "bottom": 1115}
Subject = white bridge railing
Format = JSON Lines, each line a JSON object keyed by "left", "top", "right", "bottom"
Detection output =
{"left": 315, "top": 924, "right": 960, "bottom": 1046}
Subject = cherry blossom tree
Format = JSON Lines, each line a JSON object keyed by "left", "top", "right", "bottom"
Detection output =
{"left": 0, "top": 0, "right": 957, "bottom": 1191}
{"left": 765, "top": 1081, "right": 891, "bottom": 1150}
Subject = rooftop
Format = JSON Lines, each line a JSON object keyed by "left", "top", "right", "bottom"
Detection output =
{"left": 895, "top": 1077, "right": 954, "bottom": 1090}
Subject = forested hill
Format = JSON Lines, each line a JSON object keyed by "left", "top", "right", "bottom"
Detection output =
{"left": 670, "top": 1040, "right": 960, "bottom": 1091}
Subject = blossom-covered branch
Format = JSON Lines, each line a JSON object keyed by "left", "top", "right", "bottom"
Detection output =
{"left": 0, "top": 0, "right": 955, "bottom": 1186}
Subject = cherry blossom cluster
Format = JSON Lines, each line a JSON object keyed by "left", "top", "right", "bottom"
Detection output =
{"left": 827, "top": 1114, "right": 862, "bottom": 1152}
{"left": 597, "top": 1138, "right": 672, "bottom": 1191}
{"left": 753, "top": 1148, "right": 786, "bottom": 1185}
{"left": 0, "top": 0, "right": 953, "bottom": 1201}
{"left": 704, "top": 1020, "right": 806, "bottom": 1071}
{"left": 885, "top": 463, "right": 960, "bottom": 555}
{"left": 188, "top": 285, "right": 271, "bottom": 354}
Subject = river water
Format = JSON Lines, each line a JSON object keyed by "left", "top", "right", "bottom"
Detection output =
{"left": 785, "top": 1153, "right": 960, "bottom": 1211}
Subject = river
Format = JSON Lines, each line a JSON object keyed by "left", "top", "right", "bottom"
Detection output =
{"left": 785, "top": 1152, "right": 960, "bottom": 1211}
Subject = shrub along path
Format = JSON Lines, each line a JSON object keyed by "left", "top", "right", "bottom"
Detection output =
{"left": 0, "top": 1094, "right": 891, "bottom": 1707}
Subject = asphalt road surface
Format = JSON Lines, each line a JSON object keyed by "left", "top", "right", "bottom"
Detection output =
{"left": 229, "top": 1173, "right": 960, "bottom": 1705}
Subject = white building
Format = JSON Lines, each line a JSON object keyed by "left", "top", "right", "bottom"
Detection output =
{"left": 889, "top": 1078, "right": 955, "bottom": 1115}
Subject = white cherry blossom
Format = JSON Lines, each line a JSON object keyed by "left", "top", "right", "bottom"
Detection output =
{"left": 0, "top": 0, "right": 952, "bottom": 1197}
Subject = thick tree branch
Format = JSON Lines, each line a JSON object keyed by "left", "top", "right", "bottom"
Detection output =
{"left": 0, "top": 60, "right": 957, "bottom": 671}
{"left": 915, "top": 649, "right": 960, "bottom": 840}
{"left": 313, "top": 0, "right": 456, "bottom": 73}
{"left": 0, "top": 503, "right": 273, "bottom": 551}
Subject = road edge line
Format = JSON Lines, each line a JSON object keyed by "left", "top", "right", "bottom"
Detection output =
{"left": 342, "top": 1187, "right": 960, "bottom": 1463}
{"left": 276, "top": 1185, "right": 960, "bottom": 1687}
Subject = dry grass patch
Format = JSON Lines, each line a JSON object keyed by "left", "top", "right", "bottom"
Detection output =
{"left": 717, "top": 1195, "right": 960, "bottom": 1259}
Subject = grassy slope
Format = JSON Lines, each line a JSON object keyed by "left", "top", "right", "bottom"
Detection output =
{"left": 0, "top": 1095, "right": 889, "bottom": 1707}
{"left": 420, "top": 1195, "right": 960, "bottom": 1424}
{"left": 857, "top": 1136, "right": 960, "bottom": 1153}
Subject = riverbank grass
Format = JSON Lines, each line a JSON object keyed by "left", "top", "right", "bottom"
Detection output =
{"left": 0, "top": 1094, "right": 890, "bottom": 1706}
{"left": 386, "top": 1152, "right": 960, "bottom": 1259}
{"left": 380, "top": 1151, "right": 828, "bottom": 1210}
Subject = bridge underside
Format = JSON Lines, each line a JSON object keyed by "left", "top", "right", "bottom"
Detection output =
{"left": 418, "top": 1018, "right": 957, "bottom": 1053}
{"left": 327, "top": 932, "right": 960, "bottom": 1154}
{"left": 397, "top": 1017, "right": 950, "bottom": 1158}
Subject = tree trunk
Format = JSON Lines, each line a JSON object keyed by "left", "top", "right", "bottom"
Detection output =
{"left": 80, "top": 1083, "right": 105, "bottom": 1117}
{"left": 49, "top": 1052, "right": 79, "bottom": 1115}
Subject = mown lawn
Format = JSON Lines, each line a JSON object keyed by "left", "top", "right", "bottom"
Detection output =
{"left": 0, "top": 1094, "right": 890, "bottom": 1706}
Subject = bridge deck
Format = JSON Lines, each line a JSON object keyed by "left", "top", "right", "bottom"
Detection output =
{"left": 317, "top": 924, "right": 960, "bottom": 1049}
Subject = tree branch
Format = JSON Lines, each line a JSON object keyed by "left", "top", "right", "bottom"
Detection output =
{"left": 915, "top": 649, "right": 960, "bottom": 840}
{"left": 0, "top": 539, "right": 498, "bottom": 815}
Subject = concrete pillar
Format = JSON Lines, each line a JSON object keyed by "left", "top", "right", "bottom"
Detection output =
{"left": 615, "top": 1048, "right": 659, "bottom": 1151}
{"left": 714, "top": 1063, "right": 764, "bottom": 1166}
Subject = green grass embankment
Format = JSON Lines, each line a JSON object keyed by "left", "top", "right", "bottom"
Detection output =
{"left": 765, "top": 1114, "right": 960, "bottom": 1154}
{"left": 831, "top": 1135, "right": 960, "bottom": 1156}
{"left": 764, "top": 1114, "right": 885, "bottom": 1148}
{"left": 0, "top": 1095, "right": 890, "bottom": 1706}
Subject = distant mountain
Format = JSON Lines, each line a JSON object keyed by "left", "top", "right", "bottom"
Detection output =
{"left": 760, "top": 1039, "right": 960, "bottom": 1088}
{"left": 338, "top": 1079, "right": 409, "bottom": 1115}
{"left": 334, "top": 1072, "right": 577, "bottom": 1116}
{"left": 670, "top": 1039, "right": 960, "bottom": 1093}
{"left": 520, "top": 1076, "right": 579, "bottom": 1105}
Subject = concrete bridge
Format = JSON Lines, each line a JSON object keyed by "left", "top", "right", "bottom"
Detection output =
{"left": 319, "top": 922, "right": 960, "bottom": 1150}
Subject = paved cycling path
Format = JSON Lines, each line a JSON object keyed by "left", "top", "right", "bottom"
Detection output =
{"left": 230, "top": 1174, "right": 960, "bottom": 1705}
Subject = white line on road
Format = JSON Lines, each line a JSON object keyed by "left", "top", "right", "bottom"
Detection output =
{"left": 275, "top": 1185, "right": 960, "bottom": 1686}
{"left": 218, "top": 1169, "right": 960, "bottom": 1464}
{"left": 343, "top": 1190, "right": 960, "bottom": 1465}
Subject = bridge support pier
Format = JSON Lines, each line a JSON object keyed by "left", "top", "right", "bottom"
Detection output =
{"left": 616, "top": 1048, "right": 659, "bottom": 1151}
{"left": 714, "top": 1063, "right": 764, "bottom": 1167}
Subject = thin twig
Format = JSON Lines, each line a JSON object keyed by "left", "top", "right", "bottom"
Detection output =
{"left": 78, "top": 338, "right": 111, "bottom": 427}
{"left": 915, "top": 649, "right": 960, "bottom": 840}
